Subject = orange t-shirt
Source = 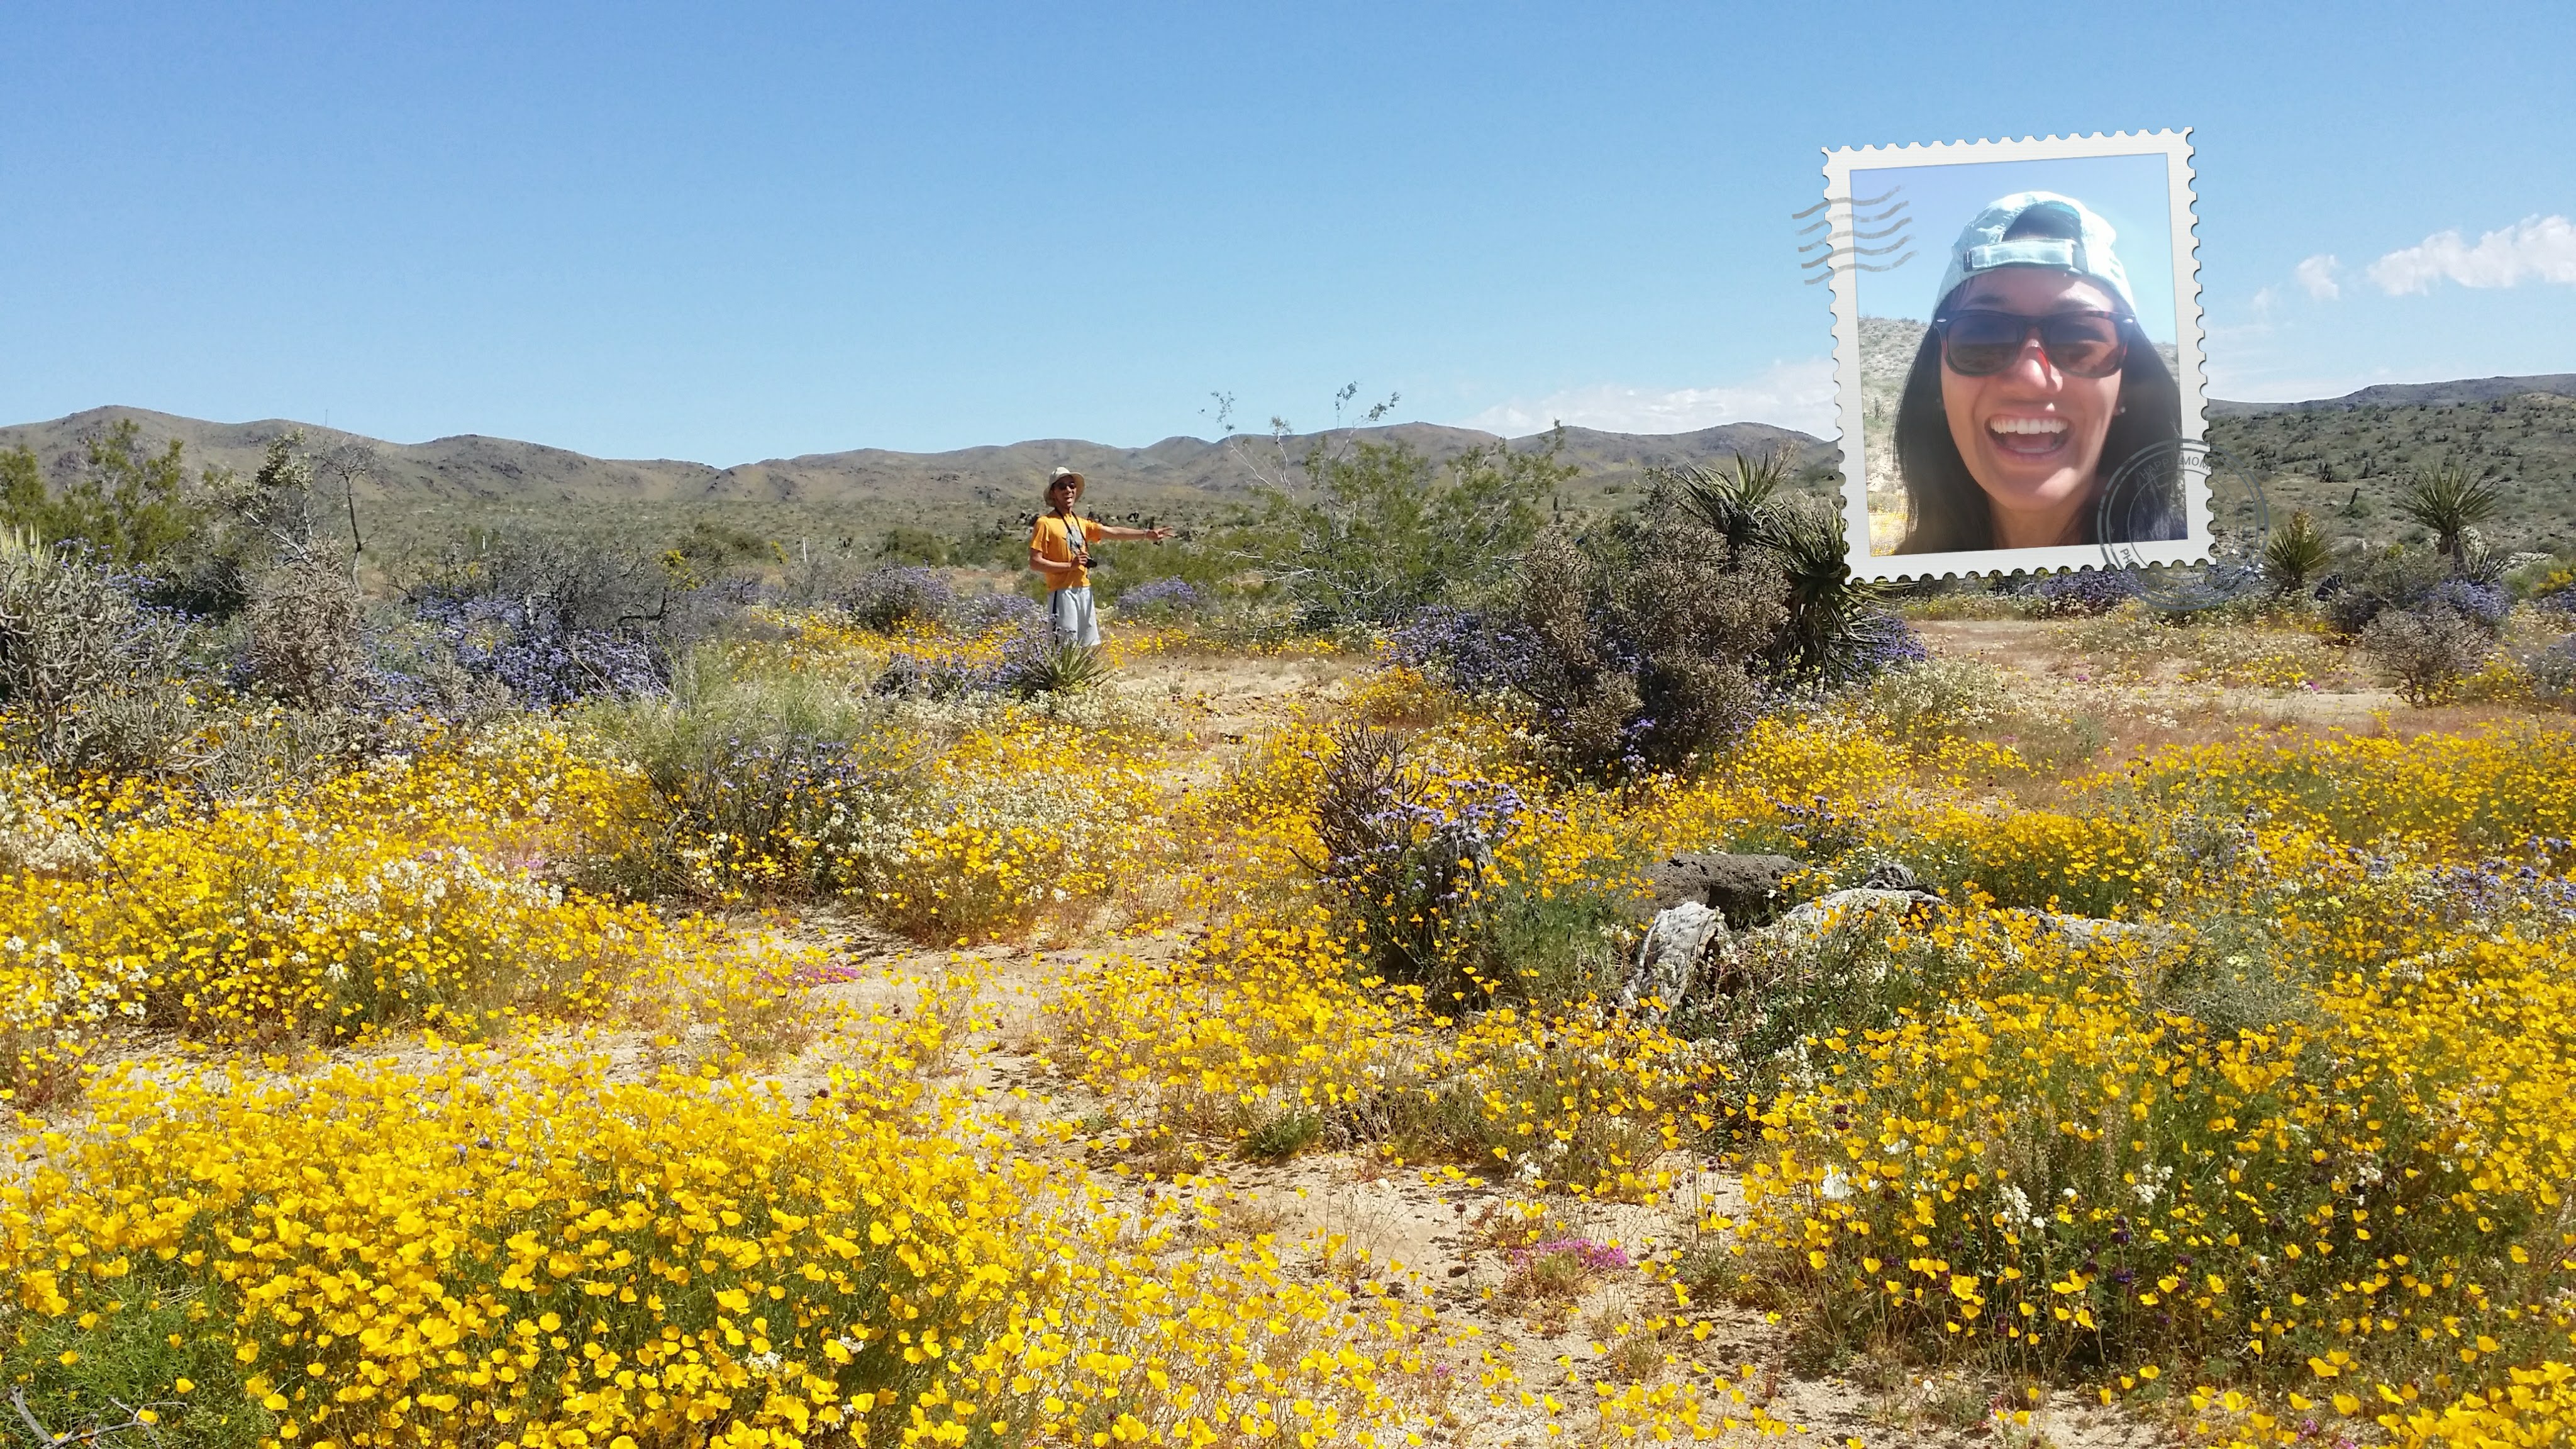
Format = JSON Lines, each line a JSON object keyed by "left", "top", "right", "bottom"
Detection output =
{"left": 1031, "top": 513, "right": 1104, "bottom": 589}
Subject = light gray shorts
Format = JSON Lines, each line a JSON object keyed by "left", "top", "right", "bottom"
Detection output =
{"left": 1047, "top": 586, "right": 1099, "bottom": 647}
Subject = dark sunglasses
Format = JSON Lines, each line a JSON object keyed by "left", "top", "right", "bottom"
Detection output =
{"left": 1933, "top": 308, "right": 2129, "bottom": 379}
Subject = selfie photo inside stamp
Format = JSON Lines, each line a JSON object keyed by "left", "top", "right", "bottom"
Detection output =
{"left": 1821, "top": 131, "right": 2206, "bottom": 582}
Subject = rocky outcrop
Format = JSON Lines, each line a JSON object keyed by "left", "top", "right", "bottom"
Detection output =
{"left": 1641, "top": 852, "right": 1799, "bottom": 926}
{"left": 1617, "top": 901, "right": 1727, "bottom": 1016}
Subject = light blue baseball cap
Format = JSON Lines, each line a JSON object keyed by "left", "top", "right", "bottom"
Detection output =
{"left": 1933, "top": 191, "right": 2138, "bottom": 318}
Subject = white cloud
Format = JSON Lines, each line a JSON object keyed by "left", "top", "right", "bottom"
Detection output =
{"left": 1459, "top": 357, "right": 1837, "bottom": 438}
{"left": 2366, "top": 214, "right": 2576, "bottom": 294}
{"left": 2293, "top": 253, "right": 2341, "bottom": 301}
{"left": 2250, "top": 284, "right": 2282, "bottom": 314}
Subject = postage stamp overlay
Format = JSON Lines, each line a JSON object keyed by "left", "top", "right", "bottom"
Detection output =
{"left": 1816, "top": 131, "right": 2229, "bottom": 585}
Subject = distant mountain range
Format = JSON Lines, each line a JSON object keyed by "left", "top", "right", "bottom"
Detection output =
{"left": 0, "top": 407, "right": 1821, "bottom": 516}
{"left": 3, "top": 370, "right": 2572, "bottom": 529}
{"left": 2208, "top": 375, "right": 2576, "bottom": 416}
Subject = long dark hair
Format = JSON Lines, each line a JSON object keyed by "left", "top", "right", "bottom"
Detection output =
{"left": 1892, "top": 312, "right": 2183, "bottom": 554}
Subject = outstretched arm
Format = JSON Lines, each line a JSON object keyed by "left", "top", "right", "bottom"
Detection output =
{"left": 1095, "top": 523, "right": 1173, "bottom": 543}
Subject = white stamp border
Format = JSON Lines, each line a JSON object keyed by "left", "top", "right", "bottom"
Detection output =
{"left": 1821, "top": 130, "right": 2208, "bottom": 582}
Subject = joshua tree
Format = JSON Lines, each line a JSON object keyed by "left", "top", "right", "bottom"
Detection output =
{"left": 2397, "top": 464, "right": 2504, "bottom": 563}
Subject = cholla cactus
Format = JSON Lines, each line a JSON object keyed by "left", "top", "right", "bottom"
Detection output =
{"left": 0, "top": 534, "right": 193, "bottom": 772}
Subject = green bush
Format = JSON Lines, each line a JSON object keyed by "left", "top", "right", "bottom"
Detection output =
{"left": 1511, "top": 513, "right": 1788, "bottom": 775}
{"left": 1244, "top": 432, "right": 1571, "bottom": 627}
{"left": 580, "top": 655, "right": 912, "bottom": 900}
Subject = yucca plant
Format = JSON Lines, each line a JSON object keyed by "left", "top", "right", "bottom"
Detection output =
{"left": 1670, "top": 449, "right": 1791, "bottom": 553}
{"left": 2261, "top": 509, "right": 2333, "bottom": 596}
{"left": 1767, "top": 502, "right": 1886, "bottom": 680}
{"left": 1009, "top": 638, "right": 1111, "bottom": 697}
{"left": 2397, "top": 464, "right": 2506, "bottom": 562}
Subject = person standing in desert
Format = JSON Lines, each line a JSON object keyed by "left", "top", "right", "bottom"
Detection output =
{"left": 1027, "top": 465, "right": 1171, "bottom": 647}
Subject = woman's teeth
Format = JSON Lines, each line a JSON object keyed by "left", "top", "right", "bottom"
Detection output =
{"left": 1988, "top": 416, "right": 2068, "bottom": 457}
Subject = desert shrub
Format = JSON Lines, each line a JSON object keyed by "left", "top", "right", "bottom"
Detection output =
{"left": 839, "top": 565, "right": 955, "bottom": 633}
{"left": 1419, "top": 503, "right": 1788, "bottom": 776}
{"left": 957, "top": 589, "right": 1043, "bottom": 633}
{"left": 775, "top": 535, "right": 878, "bottom": 606}
{"left": 586, "top": 661, "right": 908, "bottom": 901}
{"left": 1398, "top": 474, "right": 1921, "bottom": 777}
{"left": 1308, "top": 724, "right": 1631, "bottom": 1001}
{"left": 1312, "top": 726, "right": 1497, "bottom": 991}
{"left": 2319, "top": 543, "right": 2456, "bottom": 636}
{"left": 2319, "top": 543, "right": 2505, "bottom": 701}
{"left": 1387, "top": 605, "right": 1541, "bottom": 696}
{"left": 2, "top": 425, "right": 345, "bottom": 621}
{"left": 2421, "top": 574, "right": 2511, "bottom": 630}
{"left": 2363, "top": 606, "right": 2494, "bottom": 703}
{"left": 1665, "top": 453, "right": 1899, "bottom": 682}
{"left": 0, "top": 538, "right": 199, "bottom": 775}
{"left": 0, "top": 423, "right": 203, "bottom": 577}
{"left": 1111, "top": 576, "right": 1204, "bottom": 619}
{"left": 243, "top": 553, "right": 367, "bottom": 706}
{"left": 2527, "top": 636, "right": 2576, "bottom": 705}
{"left": 416, "top": 593, "right": 669, "bottom": 706}
{"left": 2506, "top": 555, "right": 2575, "bottom": 600}
{"left": 600, "top": 659, "right": 1151, "bottom": 936}
{"left": 663, "top": 518, "right": 777, "bottom": 582}
{"left": 406, "top": 538, "right": 702, "bottom": 706}
{"left": 1244, "top": 432, "right": 1570, "bottom": 627}
{"left": 1523, "top": 519, "right": 1785, "bottom": 774}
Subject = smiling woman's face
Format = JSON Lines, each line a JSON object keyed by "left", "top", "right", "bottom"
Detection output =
{"left": 1939, "top": 266, "right": 2125, "bottom": 548}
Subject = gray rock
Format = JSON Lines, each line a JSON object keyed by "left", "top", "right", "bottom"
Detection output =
{"left": 1643, "top": 852, "right": 1799, "bottom": 926}
{"left": 1619, "top": 901, "right": 1727, "bottom": 1017}
{"left": 1858, "top": 860, "right": 1926, "bottom": 892}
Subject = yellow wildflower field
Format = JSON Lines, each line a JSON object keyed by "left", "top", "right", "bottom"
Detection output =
{"left": 6, "top": 609, "right": 2575, "bottom": 1449}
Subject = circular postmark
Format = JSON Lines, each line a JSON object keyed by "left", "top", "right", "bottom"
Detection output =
{"left": 2096, "top": 439, "right": 2272, "bottom": 612}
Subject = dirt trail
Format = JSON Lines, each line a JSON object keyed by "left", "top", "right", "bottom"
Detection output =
{"left": 1914, "top": 619, "right": 2406, "bottom": 731}
{"left": 1113, "top": 647, "right": 1363, "bottom": 785}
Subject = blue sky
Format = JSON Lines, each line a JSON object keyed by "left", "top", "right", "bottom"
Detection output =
{"left": 3, "top": 1, "right": 2572, "bottom": 462}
